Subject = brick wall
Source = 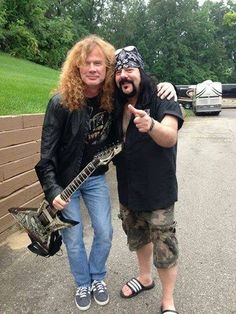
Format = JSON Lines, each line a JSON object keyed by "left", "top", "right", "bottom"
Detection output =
{"left": 0, "top": 114, "right": 44, "bottom": 240}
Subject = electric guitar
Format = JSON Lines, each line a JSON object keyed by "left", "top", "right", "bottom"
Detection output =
{"left": 8, "top": 143, "right": 122, "bottom": 256}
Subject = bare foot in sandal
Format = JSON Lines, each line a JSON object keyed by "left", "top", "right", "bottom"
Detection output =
{"left": 120, "top": 277, "right": 155, "bottom": 298}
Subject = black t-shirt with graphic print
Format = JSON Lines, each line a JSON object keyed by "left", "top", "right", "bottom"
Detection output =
{"left": 80, "top": 96, "right": 113, "bottom": 176}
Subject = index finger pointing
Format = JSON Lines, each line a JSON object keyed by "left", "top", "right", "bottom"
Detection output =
{"left": 128, "top": 104, "right": 146, "bottom": 118}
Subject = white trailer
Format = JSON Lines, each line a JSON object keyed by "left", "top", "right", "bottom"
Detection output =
{"left": 192, "top": 80, "right": 222, "bottom": 115}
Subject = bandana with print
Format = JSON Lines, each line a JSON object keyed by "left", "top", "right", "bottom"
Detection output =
{"left": 115, "top": 46, "right": 144, "bottom": 71}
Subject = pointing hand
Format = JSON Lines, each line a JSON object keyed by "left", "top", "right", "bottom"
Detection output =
{"left": 128, "top": 104, "right": 154, "bottom": 133}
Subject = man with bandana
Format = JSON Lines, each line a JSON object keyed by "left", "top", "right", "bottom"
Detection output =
{"left": 114, "top": 46, "right": 184, "bottom": 314}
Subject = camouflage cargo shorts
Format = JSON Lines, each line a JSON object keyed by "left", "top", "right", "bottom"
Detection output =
{"left": 119, "top": 204, "right": 178, "bottom": 268}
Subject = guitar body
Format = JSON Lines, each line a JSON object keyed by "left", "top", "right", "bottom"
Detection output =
{"left": 8, "top": 143, "right": 122, "bottom": 257}
{"left": 9, "top": 200, "right": 78, "bottom": 256}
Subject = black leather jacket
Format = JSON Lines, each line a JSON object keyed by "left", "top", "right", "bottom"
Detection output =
{"left": 35, "top": 94, "right": 103, "bottom": 204}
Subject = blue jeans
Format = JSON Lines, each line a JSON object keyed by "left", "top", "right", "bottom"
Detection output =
{"left": 60, "top": 174, "right": 113, "bottom": 287}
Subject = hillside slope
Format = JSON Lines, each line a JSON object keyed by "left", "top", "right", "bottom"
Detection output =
{"left": 0, "top": 53, "right": 59, "bottom": 115}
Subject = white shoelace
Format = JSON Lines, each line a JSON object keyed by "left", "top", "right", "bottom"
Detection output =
{"left": 92, "top": 280, "right": 106, "bottom": 293}
{"left": 76, "top": 287, "right": 90, "bottom": 298}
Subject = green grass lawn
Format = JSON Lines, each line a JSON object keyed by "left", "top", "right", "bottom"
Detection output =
{"left": 0, "top": 52, "right": 193, "bottom": 117}
{"left": 0, "top": 53, "right": 59, "bottom": 115}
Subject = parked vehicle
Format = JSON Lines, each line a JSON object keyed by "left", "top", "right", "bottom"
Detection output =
{"left": 176, "top": 81, "right": 236, "bottom": 113}
{"left": 176, "top": 84, "right": 196, "bottom": 109}
{"left": 192, "top": 80, "right": 222, "bottom": 115}
{"left": 222, "top": 83, "right": 236, "bottom": 108}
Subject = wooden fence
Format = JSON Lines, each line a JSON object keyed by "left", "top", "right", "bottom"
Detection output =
{"left": 0, "top": 114, "right": 44, "bottom": 241}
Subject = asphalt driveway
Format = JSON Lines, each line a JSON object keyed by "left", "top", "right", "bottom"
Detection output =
{"left": 1, "top": 110, "right": 236, "bottom": 314}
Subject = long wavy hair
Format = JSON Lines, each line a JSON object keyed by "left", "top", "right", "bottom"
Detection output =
{"left": 55, "top": 35, "right": 116, "bottom": 112}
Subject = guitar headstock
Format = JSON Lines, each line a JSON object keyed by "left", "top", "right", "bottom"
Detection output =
{"left": 96, "top": 143, "right": 122, "bottom": 166}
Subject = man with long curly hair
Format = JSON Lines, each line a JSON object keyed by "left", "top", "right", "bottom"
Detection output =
{"left": 35, "top": 35, "right": 177, "bottom": 311}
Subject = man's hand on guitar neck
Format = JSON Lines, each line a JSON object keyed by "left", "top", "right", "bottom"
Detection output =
{"left": 52, "top": 194, "right": 69, "bottom": 210}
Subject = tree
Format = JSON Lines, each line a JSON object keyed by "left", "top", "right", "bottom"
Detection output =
{"left": 144, "top": 0, "right": 231, "bottom": 83}
{"left": 0, "top": 0, "right": 235, "bottom": 81}
{"left": 36, "top": 16, "right": 74, "bottom": 68}
{"left": 146, "top": 0, "right": 202, "bottom": 83}
{"left": 0, "top": 0, "right": 7, "bottom": 44}
{"left": 0, "top": 0, "right": 75, "bottom": 68}
{"left": 0, "top": 0, "right": 44, "bottom": 59}
{"left": 223, "top": 2, "right": 236, "bottom": 82}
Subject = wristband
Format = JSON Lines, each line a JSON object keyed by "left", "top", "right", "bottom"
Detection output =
{"left": 148, "top": 117, "right": 155, "bottom": 132}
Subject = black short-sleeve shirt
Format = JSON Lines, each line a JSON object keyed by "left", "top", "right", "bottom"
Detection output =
{"left": 115, "top": 97, "right": 184, "bottom": 212}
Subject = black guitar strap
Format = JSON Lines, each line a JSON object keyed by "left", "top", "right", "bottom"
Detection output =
{"left": 28, "top": 231, "right": 62, "bottom": 257}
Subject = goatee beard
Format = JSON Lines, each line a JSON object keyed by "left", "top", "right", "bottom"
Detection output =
{"left": 119, "top": 80, "right": 137, "bottom": 98}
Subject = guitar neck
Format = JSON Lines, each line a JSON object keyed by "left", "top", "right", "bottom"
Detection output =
{"left": 60, "top": 158, "right": 100, "bottom": 201}
{"left": 41, "top": 143, "right": 121, "bottom": 220}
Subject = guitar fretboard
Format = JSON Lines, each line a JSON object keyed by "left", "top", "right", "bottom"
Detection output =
{"left": 60, "top": 158, "right": 100, "bottom": 201}
{"left": 44, "top": 143, "right": 121, "bottom": 219}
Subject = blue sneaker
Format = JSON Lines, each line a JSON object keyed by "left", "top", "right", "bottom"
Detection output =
{"left": 75, "top": 286, "right": 91, "bottom": 311}
{"left": 91, "top": 280, "right": 109, "bottom": 305}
